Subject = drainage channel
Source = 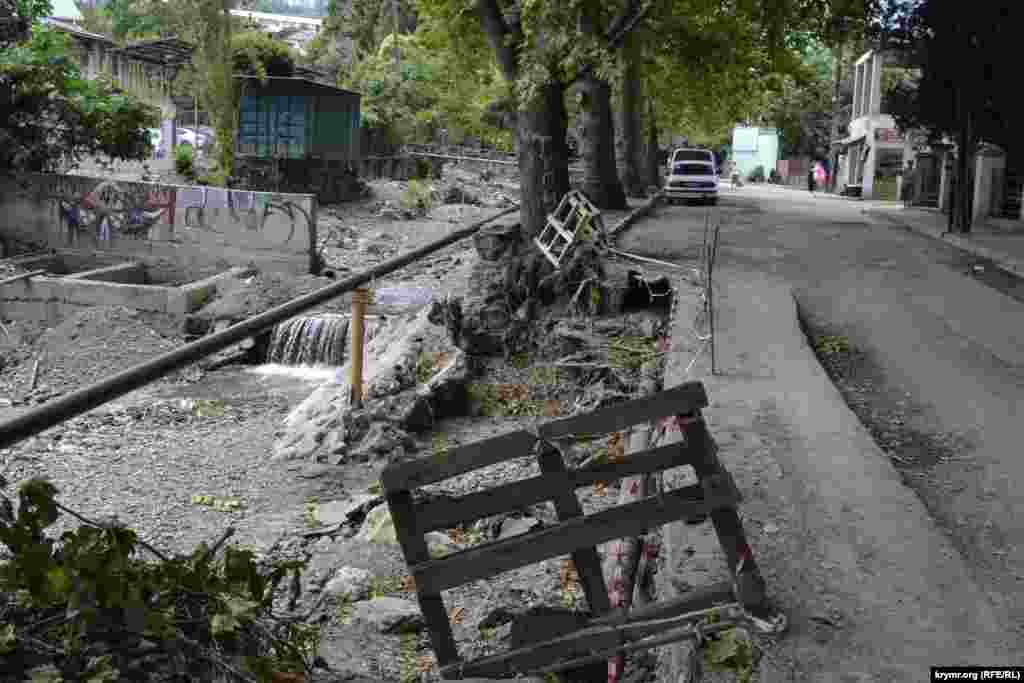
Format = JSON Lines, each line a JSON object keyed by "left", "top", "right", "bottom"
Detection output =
{"left": 0, "top": 206, "right": 518, "bottom": 450}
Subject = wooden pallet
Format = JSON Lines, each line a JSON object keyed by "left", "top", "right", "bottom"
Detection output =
{"left": 380, "top": 381, "right": 784, "bottom": 679}
{"left": 534, "top": 190, "right": 607, "bottom": 268}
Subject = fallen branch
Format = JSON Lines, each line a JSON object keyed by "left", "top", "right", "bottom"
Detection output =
{"left": 53, "top": 499, "right": 171, "bottom": 563}
{"left": 29, "top": 355, "right": 41, "bottom": 391}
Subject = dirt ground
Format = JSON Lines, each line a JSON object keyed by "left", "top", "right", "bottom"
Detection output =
{"left": 0, "top": 177, "right": 669, "bottom": 681}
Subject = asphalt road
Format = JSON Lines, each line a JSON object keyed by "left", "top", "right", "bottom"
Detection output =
{"left": 620, "top": 183, "right": 1024, "bottom": 654}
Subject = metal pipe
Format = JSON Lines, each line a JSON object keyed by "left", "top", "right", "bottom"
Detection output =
{"left": 349, "top": 288, "right": 369, "bottom": 407}
{"left": 0, "top": 206, "right": 519, "bottom": 451}
{"left": 0, "top": 269, "right": 47, "bottom": 287}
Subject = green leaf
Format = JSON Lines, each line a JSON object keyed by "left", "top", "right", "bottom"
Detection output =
{"left": 45, "top": 566, "right": 71, "bottom": 599}
{"left": 0, "top": 623, "right": 17, "bottom": 654}
{"left": 83, "top": 654, "right": 119, "bottom": 682}
{"left": 211, "top": 612, "right": 239, "bottom": 636}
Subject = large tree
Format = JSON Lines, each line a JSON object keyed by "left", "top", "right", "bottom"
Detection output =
{"left": 883, "top": 0, "right": 1019, "bottom": 232}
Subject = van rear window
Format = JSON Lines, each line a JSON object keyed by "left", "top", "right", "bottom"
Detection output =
{"left": 672, "top": 163, "right": 714, "bottom": 175}
{"left": 673, "top": 151, "right": 713, "bottom": 162}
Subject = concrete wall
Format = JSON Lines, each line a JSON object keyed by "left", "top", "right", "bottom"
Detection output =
{"left": 0, "top": 174, "right": 318, "bottom": 281}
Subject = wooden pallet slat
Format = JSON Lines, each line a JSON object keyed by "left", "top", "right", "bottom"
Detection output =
{"left": 539, "top": 381, "right": 708, "bottom": 440}
{"left": 410, "top": 478, "right": 738, "bottom": 595}
{"left": 387, "top": 490, "right": 460, "bottom": 666}
{"left": 537, "top": 444, "right": 612, "bottom": 616}
{"left": 415, "top": 441, "right": 706, "bottom": 534}
{"left": 441, "top": 582, "right": 738, "bottom": 679}
{"left": 382, "top": 428, "right": 538, "bottom": 492}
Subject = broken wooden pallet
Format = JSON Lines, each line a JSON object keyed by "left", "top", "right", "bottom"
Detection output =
{"left": 534, "top": 190, "right": 607, "bottom": 268}
{"left": 381, "top": 381, "right": 785, "bottom": 679}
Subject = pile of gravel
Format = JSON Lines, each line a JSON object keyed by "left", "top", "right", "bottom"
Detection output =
{"left": 5, "top": 306, "right": 184, "bottom": 402}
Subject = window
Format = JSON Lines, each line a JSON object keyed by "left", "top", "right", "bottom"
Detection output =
{"left": 672, "top": 163, "right": 715, "bottom": 176}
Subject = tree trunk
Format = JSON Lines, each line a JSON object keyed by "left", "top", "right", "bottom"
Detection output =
{"left": 518, "top": 79, "right": 570, "bottom": 237}
{"left": 616, "top": 33, "right": 646, "bottom": 198}
{"left": 644, "top": 97, "right": 661, "bottom": 189}
{"left": 578, "top": 6, "right": 627, "bottom": 210}
{"left": 579, "top": 75, "right": 627, "bottom": 209}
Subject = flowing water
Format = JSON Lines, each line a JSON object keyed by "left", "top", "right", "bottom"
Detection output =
{"left": 266, "top": 314, "right": 351, "bottom": 367}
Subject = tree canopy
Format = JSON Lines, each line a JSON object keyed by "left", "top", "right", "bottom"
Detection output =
{"left": 882, "top": 0, "right": 1020, "bottom": 159}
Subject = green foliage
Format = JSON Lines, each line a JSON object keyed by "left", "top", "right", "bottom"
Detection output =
{"left": 0, "top": 24, "right": 158, "bottom": 173}
{"left": 814, "top": 334, "right": 849, "bottom": 356}
{"left": 232, "top": 31, "right": 297, "bottom": 81}
{"left": 748, "top": 165, "right": 766, "bottom": 183}
{"left": 0, "top": 476, "right": 317, "bottom": 681}
{"left": 190, "top": 0, "right": 237, "bottom": 180}
{"left": 399, "top": 178, "right": 434, "bottom": 215}
{"left": 702, "top": 628, "right": 754, "bottom": 683}
{"left": 174, "top": 144, "right": 196, "bottom": 180}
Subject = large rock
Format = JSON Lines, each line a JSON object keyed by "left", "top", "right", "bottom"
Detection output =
{"left": 352, "top": 597, "right": 423, "bottom": 634}
{"left": 314, "top": 495, "right": 381, "bottom": 527}
{"left": 357, "top": 504, "right": 399, "bottom": 546}
{"left": 324, "top": 566, "right": 374, "bottom": 601}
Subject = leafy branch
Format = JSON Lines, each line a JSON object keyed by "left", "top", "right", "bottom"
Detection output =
{"left": 0, "top": 476, "right": 318, "bottom": 682}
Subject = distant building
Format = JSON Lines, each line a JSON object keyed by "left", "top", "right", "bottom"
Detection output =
{"left": 42, "top": 18, "right": 193, "bottom": 159}
{"left": 731, "top": 126, "right": 779, "bottom": 181}
{"left": 833, "top": 50, "right": 907, "bottom": 200}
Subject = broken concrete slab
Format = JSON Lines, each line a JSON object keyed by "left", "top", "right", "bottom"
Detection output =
{"left": 357, "top": 504, "right": 398, "bottom": 546}
{"left": 499, "top": 516, "right": 540, "bottom": 540}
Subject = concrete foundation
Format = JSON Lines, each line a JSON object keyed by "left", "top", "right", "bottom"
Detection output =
{"left": 1, "top": 252, "right": 252, "bottom": 327}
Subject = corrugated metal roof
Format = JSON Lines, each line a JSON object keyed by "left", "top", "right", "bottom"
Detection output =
{"left": 42, "top": 17, "right": 113, "bottom": 44}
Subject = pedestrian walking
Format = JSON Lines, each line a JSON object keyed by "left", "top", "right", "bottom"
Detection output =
{"left": 807, "top": 166, "right": 816, "bottom": 194}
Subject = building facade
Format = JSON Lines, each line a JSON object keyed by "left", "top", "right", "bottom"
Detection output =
{"left": 731, "top": 126, "right": 779, "bottom": 181}
{"left": 834, "top": 50, "right": 906, "bottom": 200}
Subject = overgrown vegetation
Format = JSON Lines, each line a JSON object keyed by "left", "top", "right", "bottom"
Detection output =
{"left": 0, "top": 476, "right": 318, "bottom": 681}
{"left": 174, "top": 144, "right": 196, "bottom": 181}
{"left": 399, "top": 179, "right": 434, "bottom": 216}
{"left": 0, "top": 19, "right": 158, "bottom": 173}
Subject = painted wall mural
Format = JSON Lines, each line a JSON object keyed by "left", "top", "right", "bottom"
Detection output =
{"left": 1, "top": 173, "right": 317, "bottom": 275}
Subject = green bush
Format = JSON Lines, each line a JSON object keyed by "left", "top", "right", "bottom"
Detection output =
{"left": 399, "top": 179, "right": 434, "bottom": 215}
{"left": 232, "top": 31, "right": 296, "bottom": 81}
{"left": 748, "top": 165, "right": 765, "bottom": 183}
{"left": 174, "top": 144, "right": 195, "bottom": 180}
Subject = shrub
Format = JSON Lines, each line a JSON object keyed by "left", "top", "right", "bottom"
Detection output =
{"left": 399, "top": 179, "right": 434, "bottom": 215}
{"left": 174, "top": 143, "right": 195, "bottom": 180}
{"left": 748, "top": 165, "right": 765, "bottom": 183}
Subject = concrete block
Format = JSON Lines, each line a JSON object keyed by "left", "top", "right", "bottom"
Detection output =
{"left": 67, "top": 262, "right": 147, "bottom": 284}
{"left": 178, "top": 266, "right": 256, "bottom": 314}
{"left": 58, "top": 280, "right": 173, "bottom": 312}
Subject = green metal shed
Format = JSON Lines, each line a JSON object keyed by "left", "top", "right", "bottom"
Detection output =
{"left": 236, "top": 76, "right": 361, "bottom": 163}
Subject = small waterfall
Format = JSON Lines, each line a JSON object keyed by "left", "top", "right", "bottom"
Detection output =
{"left": 267, "top": 314, "right": 349, "bottom": 366}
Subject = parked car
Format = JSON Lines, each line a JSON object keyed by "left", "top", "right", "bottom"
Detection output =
{"left": 669, "top": 147, "right": 717, "bottom": 172}
{"left": 664, "top": 160, "right": 719, "bottom": 205}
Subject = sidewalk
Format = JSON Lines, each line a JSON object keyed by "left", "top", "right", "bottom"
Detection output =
{"left": 865, "top": 205, "right": 1024, "bottom": 278}
{"left": 655, "top": 270, "right": 1015, "bottom": 681}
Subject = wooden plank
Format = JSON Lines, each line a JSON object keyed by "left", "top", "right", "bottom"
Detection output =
{"left": 538, "top": 382, "right": 708, "bottom": 440}
{"left": 440, "top": 583, "right": 739, "bottom": 679}
{"left": 386, "top": 491, "right": 460, "bottom": 667}
{"left": 679, "top": 410, "right": 768, "bottom": 610}
{"left": 536, "top": 445, "right": 611, "bottom": 616}
{"left": 415, "top": 440, "right": 703, "bottom": 533}
{"left": 411, "top": 481, "right": 737, "bottom": 595}
{"left": 381, "top": 429, "right": 538, "bottom": 493}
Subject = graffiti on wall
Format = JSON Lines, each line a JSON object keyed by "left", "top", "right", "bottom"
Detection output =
{"left": 16, "top": 174, "right": 314, "bottom": 252}
{"left": 27, "top": 176, "right": 175, "bottom": 242}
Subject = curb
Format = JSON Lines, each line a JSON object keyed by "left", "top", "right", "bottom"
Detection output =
{"left": 865, "top": 209, "right": 1024, "bottom": 278}
{"left": 608, "top": 192, "right": 664, "bottom": 241}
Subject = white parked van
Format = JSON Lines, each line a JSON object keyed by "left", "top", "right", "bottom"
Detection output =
{"left": 665, "top": 160, "right": 719, "bottom": 205}
{"left": 669, "top": 148, "right": 717, "bottom": 168}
